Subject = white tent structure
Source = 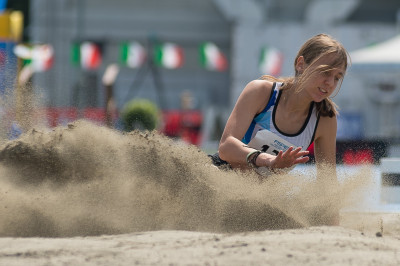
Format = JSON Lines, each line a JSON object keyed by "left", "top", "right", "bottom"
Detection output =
{"left": 350, "top": 35, "right": 400, "bottom": 69}
{"left": 349, "top": 35, "right": 400, "bottom": 139}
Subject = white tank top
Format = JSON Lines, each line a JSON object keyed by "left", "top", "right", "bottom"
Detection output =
{"left": 242, "top": 82, "right": 320, "bottom": 155}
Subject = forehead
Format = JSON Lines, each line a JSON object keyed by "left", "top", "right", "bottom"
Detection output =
{"left": 315, "top": 53, "right": 346, "bottom": 72}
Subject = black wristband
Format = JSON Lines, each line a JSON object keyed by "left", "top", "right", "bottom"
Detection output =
{"left": 251, "top": 151, "right": 262, "bottom": 168}
{"left": 246, "top": 150, "right": 262, "bottom": 168}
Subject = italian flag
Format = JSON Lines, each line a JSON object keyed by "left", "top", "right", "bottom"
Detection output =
{"left": 71, "top": 42, "right": 102, "bottom": 70}
{"left": 154, "top": 42, "right": 184, "bottom": 69}
{"left": 259, "top": 46, "right": 283, "bottom": 76}
{"left": 120, "top": 41, "right": 146, "bottom": 68}
{"left": 13, "top": 44, "right": 54, "bottom": 72}
{"left": 199, "top": 42, "right": 228, "bottom": 71}
{"left": 31, "top": 44, "right": 54, "bottom": 72}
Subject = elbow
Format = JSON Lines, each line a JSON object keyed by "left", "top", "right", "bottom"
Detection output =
{"left": 218, "top": 141, "right": 229, "bottom": 162}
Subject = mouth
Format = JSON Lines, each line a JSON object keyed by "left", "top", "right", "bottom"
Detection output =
{"left": 318, "top": 87, "right": 328, "bottom": 93}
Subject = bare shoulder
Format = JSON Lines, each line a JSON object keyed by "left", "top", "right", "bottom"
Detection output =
{"left": 240, "top": 80, "right": 274, "bottom": 103}
{"left": 239, "top": 80, "right": 275, "bottom": 113}
{"left": 244, "top": 79, "right": 274, "bottom": 94}
{"left": 319, "top": 114, "right": 337, "bottom": 126}
{"left": 227, "top": 79, "right": 275, "bottom": 123}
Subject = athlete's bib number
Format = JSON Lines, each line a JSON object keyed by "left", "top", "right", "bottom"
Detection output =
{"left": 248, "top": 129, "right": 299, "bottom": 155}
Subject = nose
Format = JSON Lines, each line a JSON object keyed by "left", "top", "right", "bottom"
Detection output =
{"left": 324, "top": 74, "right": 335, "bottom": 89}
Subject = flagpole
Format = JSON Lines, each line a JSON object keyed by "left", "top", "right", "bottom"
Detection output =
{"left": 125, "top": 36, "right": 167, "bottom": 110}
{"left": 11, "top": 11, "right": 31, "bottom": 131}
{"left": 102, "top": 64, "right": 119, "bottom": 127}
{"left": 148, "top": 37, "right": 166, "bottom": 110}
{"left": 15, "top": 64, "right": 33, "bottom": 130}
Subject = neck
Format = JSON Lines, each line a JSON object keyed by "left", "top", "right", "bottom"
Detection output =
{"left": 280, "top": 87, "right": 312, "bottom": 115}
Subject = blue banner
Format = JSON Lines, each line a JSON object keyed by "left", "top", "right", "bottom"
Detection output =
{"left": 337, "top": 112, "right": 363, "bottom": 140}
{"left": 0, "top": 0, "right": 7, "bottom": 13}
{"left": 0, "top": 41, "right": 17, "bottom": 94}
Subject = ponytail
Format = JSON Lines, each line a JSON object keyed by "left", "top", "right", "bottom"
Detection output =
{"left": 316, "top": 98, "right": 338, "bottom": 118}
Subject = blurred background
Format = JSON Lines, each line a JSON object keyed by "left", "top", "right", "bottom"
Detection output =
{"left": 1, "top": 0, "right": 400, "bottom": 165}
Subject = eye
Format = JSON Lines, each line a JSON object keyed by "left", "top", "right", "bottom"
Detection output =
{"left": 322, "top": 70, "right": 331, "bottom": 76}
{"left": 335, "top": 74, "right": 344, "bottom": 82}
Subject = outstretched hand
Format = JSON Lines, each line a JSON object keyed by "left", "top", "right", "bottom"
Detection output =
{"left": 270, "top": 147, "right": 309, "bottom": 169}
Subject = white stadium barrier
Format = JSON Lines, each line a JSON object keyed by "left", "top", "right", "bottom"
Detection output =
{"left": 380, "top": 158, "right": 400, "bottom": 204}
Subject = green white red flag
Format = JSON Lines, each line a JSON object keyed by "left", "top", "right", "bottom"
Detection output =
{"left": 71, "top": 42, "right": 102, "bottom": 70}
{"left": 120, "top": 41, "right": 146, "bottom": 68}
{"left": 13, "top": 43, "right": 54, "bottom": 72}
{"left": 259, "top": 46, "right": 283, "bottom": 76}
{"left": 199, "top": 42, "right": 228, "bottom": 71}
{"left": 31, "top": 44, "right": 54, "bottom": 72}
{"left": 154, "top": 42, "right": 184, "bottom": 69}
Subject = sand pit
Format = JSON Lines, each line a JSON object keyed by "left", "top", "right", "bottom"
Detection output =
{"left": 0, "top": 225, "right": 400, "bottom": 265}
{"left": 0, "top": 120, "right": 399, "bottom": 265}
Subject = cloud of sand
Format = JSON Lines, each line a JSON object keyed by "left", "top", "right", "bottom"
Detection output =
{"left": 0, "top": 120, "right": 376, "bottom": 237}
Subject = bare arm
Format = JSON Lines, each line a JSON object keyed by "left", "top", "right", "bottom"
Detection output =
{"left": 314, "top": 115, "right": 339, "bottom": 225}
{"left": 219, "top": 80, "right": 309, "bottom": 170}
{"left": 314, "top": 115, "right": 337, "bottom": 180}
{"left": 218, "top": 80, "right": 272, "bottom": 168}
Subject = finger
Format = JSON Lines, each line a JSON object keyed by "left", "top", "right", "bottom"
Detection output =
{"left": 295, "top": 147, "right": 303, "bottom": 152}
{"left": 283, "top": 147, "right": 293, "bottom": 156}
{"left": 290, "top": 147, "right": 302, "bottom": 155}
{"left": 296, "top": 150, "right": 309, "bottom": 157}
{"left": 294, "top": 156, "right": 310, "bottom": 164}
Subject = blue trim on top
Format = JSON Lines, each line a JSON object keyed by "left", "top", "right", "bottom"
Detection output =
{"left": 242, "top": 82, "right": 278, "bottom": 144}
{"left": 243, "top": 120, "right": 256, "bottom": 144}
{"left": 264, "top": 89, "right": 277, "bottom": 114}
{"left": 255, "top": 83, "right": 278, "bottom": 119}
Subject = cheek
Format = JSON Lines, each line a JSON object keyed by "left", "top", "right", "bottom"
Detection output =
{"left": 311, "top": 75, "right": 325, "bottom": 86}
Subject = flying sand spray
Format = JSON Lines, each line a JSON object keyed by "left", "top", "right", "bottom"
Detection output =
{"left": 0, "top": 75, "right": 376, "bottom": 237}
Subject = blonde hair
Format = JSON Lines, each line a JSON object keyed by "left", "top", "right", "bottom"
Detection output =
{"left": 261, "top": 34, "right": 350, "bottom": 117}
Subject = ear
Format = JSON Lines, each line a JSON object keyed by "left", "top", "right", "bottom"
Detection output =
{"left": 295, "top": 56, "right": 305, "bottom": 74}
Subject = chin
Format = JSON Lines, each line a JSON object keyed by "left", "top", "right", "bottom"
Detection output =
{"left": 313, "top": 97, "right": 325, "bottom": 103}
